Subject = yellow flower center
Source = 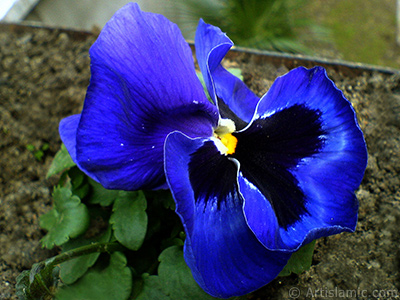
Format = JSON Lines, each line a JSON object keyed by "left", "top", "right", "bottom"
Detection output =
{"left": 219, "top": 133, "right": 237, "bottom": 155}
{"left": 213, "top": 118, "right": 237, "bottom": 155}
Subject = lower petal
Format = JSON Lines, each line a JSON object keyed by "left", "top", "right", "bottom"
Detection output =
{"left": 237, "top": 66, "right": 367, "bottom": 251}
{"left": 164, "top": 132, "right": 291, "bottom": 298}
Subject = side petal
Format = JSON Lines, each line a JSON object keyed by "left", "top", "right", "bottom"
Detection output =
{"left": 59, "top": 114, "right": 80, "bottom": 164}
{"left": 59, "top": 113, "right": 106, "bottom": 183}
{"left": 61, "top": 3, "right": 218, "bottom": 190}
{"left": 164, "top": 131, "right": 291, "bottom": 298}
{"left": 238, "top": 66, "right": 367, "bottom": 250}
{"left": 195, "top": 19, "right": 259, "bottom": 126}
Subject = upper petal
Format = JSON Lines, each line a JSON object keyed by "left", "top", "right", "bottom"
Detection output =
{"left": 237, "top": 66, "right": 367, "bottom": 250}
{"left": 60, "top": 3, "right": 218, "bottom": 190}
{"left": 195, "top": 19, "right": 259, "bottom": 126}
{"left": 164, "top": 131, "right": 291, "bottom": 298}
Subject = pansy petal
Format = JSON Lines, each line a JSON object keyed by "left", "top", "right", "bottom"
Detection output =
{"left": 61, "top": 3, "right": 218, "bottom": 190}
{"left": 165, "top": 131, "right": 291, "bottom": 298}
{"left": 195, "top": 20, "right": 259, "bottom": 125}
{"left": 59, "top": 114, "right": 80, "bottom": 164}
{"left": 237, "top": 66, "right": 367, "bottom": 250}
{"left": 59, "top": 113, "right": 106, "bottom": 182}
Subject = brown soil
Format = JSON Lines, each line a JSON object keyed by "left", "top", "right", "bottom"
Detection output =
{"left": 1, "top": 25, "right": 399, "bottom": 300}
{"left": 0, "top": 25, "right": 95, "bottom": 299}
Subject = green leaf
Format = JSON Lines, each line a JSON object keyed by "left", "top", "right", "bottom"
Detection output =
{"left": 16, "top": 258, "right": 60, "bottom": 300}
{"left": 279, "top": 240, "right": 316, "bottom": 276}
{"left": 195, "top": 68, "right": 242, "bottom": 104}
{"left": 42, "top": 142, "right": 50, "bottom": 151}
{"left": 26, "top": 143, "right": 48, "bottom": 161}
{"left": 136, "top": 275, "right": 170, "bottom": 300}
{"left": 26, "top": 144, "right": 35, "bottom": 152}
{"left": 136, "top": 246, "right": 216, "bottom": 300}
{"left": 68, "top": 167, "right": 85, "bottom": 189}
{"left": 87, "top": 178, "right": 119, "bottom": 206}
{"left": 15, "top": 270, "right": 31, "bottom": 300}
{"left": 227, "top": 67, "right": 243, "bottom": 81}
{"left": 68, "top": 167, "right": 90, "bottom": 199}
{"left": 47, "top": 144, "right": 76, "bottom": 178}
{"left": 143, "top": 189, "right": 175, "bottom": 210}
{"left": 40, "top": 187, "right": 90, "bottom": 249}
{"left": 110, "top": 191, "right": 147, "bottom": 250}
{"left": 195, "top": 70, "right": 213, "bottom": 104}
{"left": 56, "top": 252, "right": 132, "bottom": 300}
{"left": 59, "top": 227, "right": 112, "bottom": 284}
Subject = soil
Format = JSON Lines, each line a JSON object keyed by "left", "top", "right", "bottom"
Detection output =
{"left": 0, "top": 25, "right": 399, "bottom": 300}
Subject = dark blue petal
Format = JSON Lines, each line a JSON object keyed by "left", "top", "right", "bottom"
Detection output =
{"left": 195, "top": 20, "right": 259, "bottom": 125}
{"left": 234, "top": 104, "right": 325, "bottom": 229}
{"left": 165, "top": 131, "right": 291, "bottom": 298}
{"left": 60, "top": 3, "right": 218, "bottom": 190}
{"left": 237, "top": 66, "right": 367, "bottom": 250}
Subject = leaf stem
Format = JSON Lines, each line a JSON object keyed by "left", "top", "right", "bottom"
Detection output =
{"left": 50, "top": 241, "right": 124, "bottom": 266}
{"left": 16, "top": 242, "right": 124, "bottom": 299}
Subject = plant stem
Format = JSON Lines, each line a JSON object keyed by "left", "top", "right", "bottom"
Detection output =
{"left": 49, "top": 241, "right": 124, "bottom": 266}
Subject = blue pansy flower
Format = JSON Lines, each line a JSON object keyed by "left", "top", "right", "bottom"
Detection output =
{"left": 59, "top": 3, "right": 367, "bottom": 298}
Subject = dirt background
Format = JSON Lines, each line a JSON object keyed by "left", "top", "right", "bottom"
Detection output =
{"left": 0, "top": 25, "right": 399, "bottom": 300}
